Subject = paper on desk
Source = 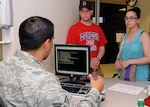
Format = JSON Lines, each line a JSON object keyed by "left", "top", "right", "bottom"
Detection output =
{"left": 108, "top": 83, "right": 145, "bottom": 95}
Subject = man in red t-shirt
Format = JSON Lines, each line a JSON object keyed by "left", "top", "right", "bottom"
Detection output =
{"left": 66, "top": 1, "right": 108, "bottom": 76}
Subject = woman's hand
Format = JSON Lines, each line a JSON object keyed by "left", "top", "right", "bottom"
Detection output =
{"left": 115, "top": 59, "right": 122, "bottom": 69}
{"left": 120, "top": 60, "right": 130, "bottom": 69}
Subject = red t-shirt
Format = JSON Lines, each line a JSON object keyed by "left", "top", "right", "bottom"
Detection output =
{"left": 66, "top": 22, "right": 108, "bottom": 59}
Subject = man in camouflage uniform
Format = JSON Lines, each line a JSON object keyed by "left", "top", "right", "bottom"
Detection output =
{"left": 0, "top": 16, "right": 104, "bottom": 107}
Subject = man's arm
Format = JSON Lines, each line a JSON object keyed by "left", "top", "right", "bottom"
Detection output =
{"left": 97, "top": 46, "right": 105, "bottom": 61}
{"left": 90, "top": 46, "right": 105, "bottom": 70}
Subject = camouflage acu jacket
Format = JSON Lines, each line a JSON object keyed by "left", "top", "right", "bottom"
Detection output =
{"left": 0, "top": 50, "right": 102, "bottom": 107}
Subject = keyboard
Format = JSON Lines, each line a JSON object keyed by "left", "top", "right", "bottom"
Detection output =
{"left": 61, "top": 83, "right": 90, "bottom": 96}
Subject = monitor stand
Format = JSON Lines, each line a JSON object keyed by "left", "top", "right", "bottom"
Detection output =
{"left": 62, "top": 76, "right": 86, "bottom": 85}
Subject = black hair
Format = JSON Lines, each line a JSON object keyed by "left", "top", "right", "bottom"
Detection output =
{"left": 19, "top": 16, "right": 54, "bottom": 51}
{"left": 127, "top": 7, "right": 141, "bottom": 18}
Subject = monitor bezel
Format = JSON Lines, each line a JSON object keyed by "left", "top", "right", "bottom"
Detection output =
{"left": 54, "top": 44, "right": 90, "bottom": 77}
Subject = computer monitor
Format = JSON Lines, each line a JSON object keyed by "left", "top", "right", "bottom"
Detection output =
{"left": 54, "top": 44, "right": 90, "bottom": 84}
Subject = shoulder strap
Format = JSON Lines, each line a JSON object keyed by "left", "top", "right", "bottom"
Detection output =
{"left": 141, "top": 31, "right": 144, "bottom": 35}
{"left": 135, "top": 28, "right": 144, "bottom": 40}
{"left": 117, "top": 33, "right": 126, "bottom": 59}
{"left": 139, "top": 28, "right": 144, "bottom": 35}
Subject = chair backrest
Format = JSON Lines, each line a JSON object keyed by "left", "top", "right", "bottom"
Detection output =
{"left": 0, "top": 97, "right": 5, "bottom": 107}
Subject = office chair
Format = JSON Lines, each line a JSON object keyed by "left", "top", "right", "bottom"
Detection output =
{"left": 0, "top": 97, "right": 5, "bottom": 107}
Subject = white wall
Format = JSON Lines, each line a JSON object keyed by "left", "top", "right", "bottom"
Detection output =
{"left": 2, "top": 0, "right": 79, "bottom": 73}
{"left": 137, "top": 0, "right": 150, "bottom": 32}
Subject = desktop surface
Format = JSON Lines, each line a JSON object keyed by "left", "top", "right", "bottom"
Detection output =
{"left": 68, "top": 77, "right": 148, "bottom": 107}
{"left": 101, "top": 78, "right": 148, "bottom": 107}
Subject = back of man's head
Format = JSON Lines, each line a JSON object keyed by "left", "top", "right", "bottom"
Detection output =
{"left": 19, "top": 16, "right": 54, "bottom": 51}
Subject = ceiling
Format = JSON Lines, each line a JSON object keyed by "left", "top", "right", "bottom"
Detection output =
{"left": 87, "top": 0, "right": 126, "bottom": 5}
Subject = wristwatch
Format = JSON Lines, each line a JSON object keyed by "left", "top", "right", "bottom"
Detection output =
{"left": 126, "top": 0, "right": 137, "bottom": 7}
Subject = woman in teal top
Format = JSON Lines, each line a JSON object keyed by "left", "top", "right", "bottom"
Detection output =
{"left": 115, "top": 7, "right": 150, "bottom": 81}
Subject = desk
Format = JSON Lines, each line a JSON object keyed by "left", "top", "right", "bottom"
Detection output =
{"left": 72, "top": 77, "right": 148, "bottom": 107}
{"left": 102, "top": 78, "right": 148, "bottom": 107}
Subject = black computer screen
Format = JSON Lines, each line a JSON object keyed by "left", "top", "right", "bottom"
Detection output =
{"left": 54, "top": 44, "right": 90, "bottom": 78}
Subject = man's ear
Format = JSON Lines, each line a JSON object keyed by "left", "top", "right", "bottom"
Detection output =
{"left": 90, "top": 10, "right": 94, "bottom": 15}
{"left": 43, "top": 39, "right": 50, "bottom": 51}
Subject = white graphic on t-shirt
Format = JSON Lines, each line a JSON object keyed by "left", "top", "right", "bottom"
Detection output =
{"left": 80, "top": 32, "right": 99, "bottom": 51}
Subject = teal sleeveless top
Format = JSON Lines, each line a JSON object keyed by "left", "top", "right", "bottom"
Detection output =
{"left": 118, "top": 28, "right": 150, "bottom": 81}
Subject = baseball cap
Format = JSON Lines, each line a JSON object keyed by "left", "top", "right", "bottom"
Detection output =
{"left": 79, "top": 1, "right": 92, "bottom": 10}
